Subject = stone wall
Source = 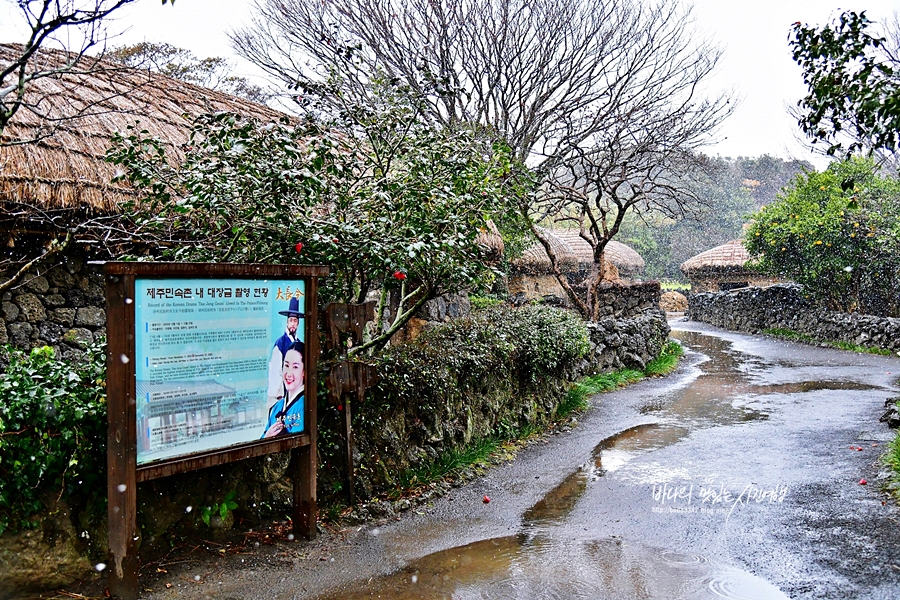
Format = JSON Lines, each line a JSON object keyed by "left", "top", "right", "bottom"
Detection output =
{"left": 591, "top": 281, "right": 663, "bottom": 320}
{"left": 347, "top": 302, "right": 670, "bottom": 505}
{"left": 0, "top": 262, "right": 669, "bottom": 595}
{"left": 687, "top": 283, "right": 900, "bottom": 351}
{"left": 0, "top": 254, "right": 106, "bottom": 360}
{"left": 583, "top": 305, "right": 671, "bottom": 373}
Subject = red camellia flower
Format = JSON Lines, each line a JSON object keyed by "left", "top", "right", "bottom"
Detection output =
{"left": 295, "top": 242, "right": 304, "bottom": 253}
{"left": 393, "top": 271, "right": 407, "bottom": 280}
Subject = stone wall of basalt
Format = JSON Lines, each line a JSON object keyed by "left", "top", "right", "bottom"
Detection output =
{"left": 0, "top": 254, "right": 106, "bottom": 360}
{"left": 687, "top": 283, "right": 900, "bottom": 351}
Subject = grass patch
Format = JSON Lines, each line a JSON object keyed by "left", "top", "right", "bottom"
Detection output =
{"left": 660, "top": 280, "right": 691, "bottom": 291}
{"left": 882, "top": 416, "right": 900, "bottom": 499}
{"left": 763, "top": 328, "right": 894, "bottom": 356}
{"left": 560, "top": 340, "right": 684, "bottom": 417}
{"left": 391, "top": 436, "right": 504, "bottom": 498}
{"left": 645, "top": 340, "right": 685, "bottom": 376}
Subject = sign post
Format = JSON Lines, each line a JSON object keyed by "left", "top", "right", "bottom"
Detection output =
{"left": 105, "top": 262, "right": 327, "bottom": 599}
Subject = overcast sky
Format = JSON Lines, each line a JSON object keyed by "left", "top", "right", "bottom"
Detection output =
{"left": 3, "top": 0, "right": 900, "bottom": 168}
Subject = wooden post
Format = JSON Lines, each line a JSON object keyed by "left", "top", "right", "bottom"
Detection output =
{"left": 106, "top": 273, "right": 139, "bottom": 600}
{"left": 294, "top": 276, "right": 318, "bottom": 539}
{"left": 342, "top": 398, "right": 356, "bottom": 504}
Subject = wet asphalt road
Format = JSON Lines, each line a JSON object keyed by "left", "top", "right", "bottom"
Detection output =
{"left": 141, "top": 320, "right": 900, "bottom": 599}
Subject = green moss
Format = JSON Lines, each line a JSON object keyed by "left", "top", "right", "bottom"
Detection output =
{"left": 763, "top": 327, "right": 893, "bottom": 356}
{"left": 469, "top": 294, "right": 504, "bottom": 310}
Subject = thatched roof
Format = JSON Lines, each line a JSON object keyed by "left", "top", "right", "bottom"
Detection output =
{"left": 512, "top": 227, "right": 579, "bottom": 274}
{"left": 511, "top": 228, "right": 645, "bottom": 275}
{"left": 680, "top": 239, "right": 752, "bottom": 275}
{"left": 552, "top": 229, "right": 645, "bottom": 274}
{"left": 475, "top": 220, "right": 505, "bottom": 264}
{"left": 0, "top": 43, "right": 287, "bottom": 214}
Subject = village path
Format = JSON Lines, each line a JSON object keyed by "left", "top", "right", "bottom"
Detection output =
{"left": 139, "top": 320, "right": 900, "bottom": 599}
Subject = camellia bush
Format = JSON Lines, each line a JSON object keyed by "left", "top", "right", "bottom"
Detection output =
{"left": 745, "top": 157, "right": 900, "bottom": 315}
{"left": 0, "top": 342, "right": 107, "bottom": 534}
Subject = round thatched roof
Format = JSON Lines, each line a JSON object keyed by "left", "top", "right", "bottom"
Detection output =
{"left": 511, "top": 228, "right": 645, "bottom": 275}
{"left": 512, "top": 227, "right": 579, "bottom": 274}
{"left": 552, "top": 229, "right": 645, "bottom": 274}
{"left": 680, "top": 239, "right": 752, "bottom": 275}
{"left": 0, "top": 43, "right": 288, "bottom": 214}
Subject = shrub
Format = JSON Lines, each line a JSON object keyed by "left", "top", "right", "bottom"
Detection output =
{"left": 373, "top": 304, "right": 590, "bottom": 408}
{"left": 0, "top": 342, "right": 107, "bottom": 534}
{"left": 745, "top": 157, "right": 900, "bottom": 316}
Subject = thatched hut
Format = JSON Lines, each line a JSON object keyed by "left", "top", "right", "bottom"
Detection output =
{"left": 552, "top": 229, "right": 646, "bottom": 279}
{"left": 0, "top": 42, "right": 287, "bottom": 256}
{"left": 680, "top": 239, "right": 780, "bottom": 293}
{"left": 508, "top": 228, "right": 646, "bottom": 303}
{"left": 0, "top": 44, "right": 290, "bottom": 351}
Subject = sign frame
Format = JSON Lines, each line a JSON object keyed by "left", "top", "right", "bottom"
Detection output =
{"left": 104, "top": 262, "right": 327, "bottom": 599}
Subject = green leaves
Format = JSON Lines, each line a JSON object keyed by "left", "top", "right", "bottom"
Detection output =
{"left": 199, "top": 490, "right": 238, "bottom": 527}
{"left": 0, "top": 341, "right": 107, "bottom": 533}
{"left": 791, "top": 11, "right": 900, "bottom": 155}
{"left": 108, "top": 79, "right": 531, "bottom": 347}
{"left": 746, "top": 157, "right": 900, "bottom": 315}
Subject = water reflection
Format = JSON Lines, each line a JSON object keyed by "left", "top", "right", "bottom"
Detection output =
{"left": 324, "top": 330, "right": 827, "bottom": 599}
{"left": 317, "top": 535, "right": 788, "bottom": 599}
{"left": 523, "top": 424, "right": 688, "bottom": 527}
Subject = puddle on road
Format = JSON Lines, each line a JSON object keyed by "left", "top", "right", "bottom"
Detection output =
{"left": 641, "top": 330, "right": 877, "bottom": 424}
{"left": 317, "top": 535, "right": 788, "bottom": 600}
{"left": 523, "top": 424, "right": 688, "bottom": 527}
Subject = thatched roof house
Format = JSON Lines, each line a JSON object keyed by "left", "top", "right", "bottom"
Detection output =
{"left": 511, "top": 228, "right": 645, "bottom": 277}
{"left": 680, "top": 239, "right": 779, "bottom": 293}
{"left": 511, "top": 227, "right": 580, "bottom": 275}
{"left": 552, "top": 229, "right": 645, "bottom": 278}
{"left": 509, "top": 228, "right": 646, "bottom": 304}
{"left": 0, "top": 43, "right": 287, "bottom": 254}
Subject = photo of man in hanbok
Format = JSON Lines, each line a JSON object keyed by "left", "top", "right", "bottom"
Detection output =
{"left": 267, "top": 297, "right": 303, "bottom": 406}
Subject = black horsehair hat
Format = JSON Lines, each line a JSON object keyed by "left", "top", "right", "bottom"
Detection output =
{"left": 278, "top": 297, "right": 305, "bottom": 318}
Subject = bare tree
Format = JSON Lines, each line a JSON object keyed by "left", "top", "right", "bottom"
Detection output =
{"left": 233, "top": 0, "right": 731, "bottom": 318}
{"left": 0, "top": 0, "right": 180, "bottom": 143}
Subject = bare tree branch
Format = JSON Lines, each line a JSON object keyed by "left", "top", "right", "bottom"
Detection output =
{"left": 234, "top": 0, "right": 732, "bottom": 319}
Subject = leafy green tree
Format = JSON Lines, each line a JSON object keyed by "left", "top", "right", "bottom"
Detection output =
{"left": 107, "top": 82, "right": 528, "bottom": 352}
{"left": 107, "top": 42, "right": 271, "bottom": 104}
{"left": 745, "top": 157, "right": 900, "bottom": 315}
{"left": 791, "top": 11, "right": 900, "bottom": 156}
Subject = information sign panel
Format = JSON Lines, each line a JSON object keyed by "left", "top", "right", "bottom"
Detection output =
{"left": 134, "top": 278, "right": 307, "bottom": 464}
{"left": 104, "top": 262, "right": 327, "bottom": 600}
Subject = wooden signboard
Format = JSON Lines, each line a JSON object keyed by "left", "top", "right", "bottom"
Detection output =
{"left": 104, "top": 262, "right": 327, "bottom": 599}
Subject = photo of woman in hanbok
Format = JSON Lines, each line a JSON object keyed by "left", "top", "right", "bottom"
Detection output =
{"left": 261, "top": 340, "right": 305, "bottom": 438}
